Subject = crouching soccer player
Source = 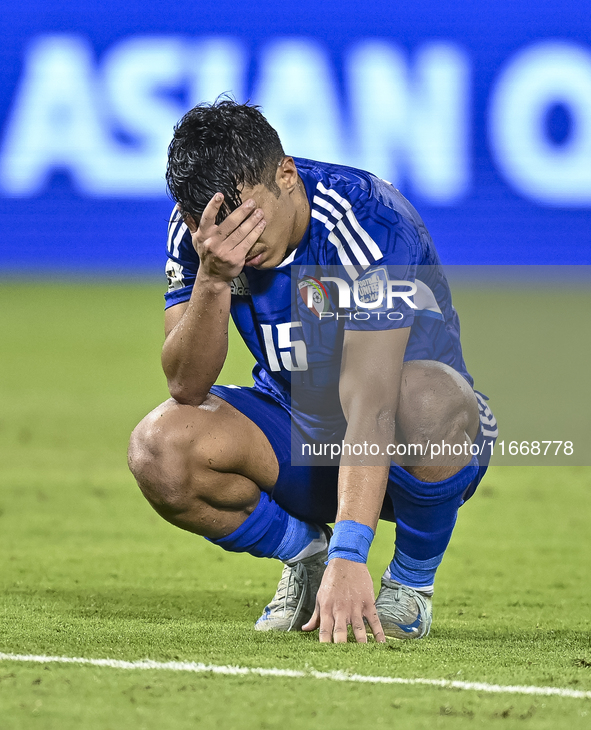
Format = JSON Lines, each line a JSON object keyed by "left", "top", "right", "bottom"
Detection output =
{"left": 128, "top": 100, "right": 498, "bottom": 643}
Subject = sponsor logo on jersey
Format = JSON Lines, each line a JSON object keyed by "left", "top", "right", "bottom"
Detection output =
{"left": 354, "top": 267, "right": 388, "bottom": 306}
{"left": 298, "top": 276, "right": 330, "bottom": 318}
{"left": 230, "top": 272, "right": 251, "bottom": 296}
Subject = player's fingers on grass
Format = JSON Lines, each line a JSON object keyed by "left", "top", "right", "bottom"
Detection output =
{"left": 364, "top": 606, "right": 386, "bottom": 643}
{"left": 351, "top": 614, "right": 368, "bottom": 644}
{"left": 317, "top": 610, "right": 335, "bottom": 643}
{"left": 199, "top": 192, "right": 225, "bottom": 233}
{"left": 301, "top": 604, "right": 320, "bottom": 632}
{"left": 332, "top": 614, "right": 349, "bottom": 644}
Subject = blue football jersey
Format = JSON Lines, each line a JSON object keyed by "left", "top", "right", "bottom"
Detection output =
{"left": 164, "top": 157, "right": 473, "bottom": 435}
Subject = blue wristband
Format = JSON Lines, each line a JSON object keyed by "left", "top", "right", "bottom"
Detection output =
{"left": 327, "top": 520, "right": 375, "bottom": 564}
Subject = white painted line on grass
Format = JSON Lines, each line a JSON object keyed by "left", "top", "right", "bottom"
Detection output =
{"left": 1, "top": 652, "right": 589, "bottom": 700}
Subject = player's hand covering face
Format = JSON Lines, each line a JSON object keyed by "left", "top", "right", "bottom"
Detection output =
{"left": 183, "top": 193, "right": 267, "bottom": 282}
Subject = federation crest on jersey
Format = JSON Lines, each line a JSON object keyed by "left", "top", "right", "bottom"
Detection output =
{"left": 298, "top": 277, "right": 330, "bottom": 318}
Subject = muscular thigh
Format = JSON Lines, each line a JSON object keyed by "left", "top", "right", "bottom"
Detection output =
{"left": 135, "top": 394, "right": 280, "bottom": 491}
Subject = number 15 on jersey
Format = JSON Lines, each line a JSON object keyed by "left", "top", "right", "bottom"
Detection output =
{"left": 261, "top": 323, "right": 308, "bottom": 372}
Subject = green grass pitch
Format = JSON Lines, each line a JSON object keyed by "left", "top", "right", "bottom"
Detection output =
{"left": 1, "top": 281, "right": 590, "bottom": 730}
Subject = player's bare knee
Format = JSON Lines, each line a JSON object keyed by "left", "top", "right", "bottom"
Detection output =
{"left": 397, "top": 360, "right": 479, "bottom": 446}
{"left": 128, "top": 404, "right": 200, "bottom": 519}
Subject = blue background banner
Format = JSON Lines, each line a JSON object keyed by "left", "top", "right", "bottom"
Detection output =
{"left": 1, "top": 0, "right": 590, "bottom": 273}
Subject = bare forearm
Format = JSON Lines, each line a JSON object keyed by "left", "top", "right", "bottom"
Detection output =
{"left": 162, "top": 272, "right": 231, "bottom": 405}
{"left": 306, "top": 417, "right": 392, "bottom": 644}
{"left": 161, "top": 192, "right": 266, "bottom": 405}
{"left": 336, "top": 418, "right": 393, "bottom": 530}
{"left": 336, "top": 328, "right": 409, "bottom": 530}
{"left": 308, "top": 328, "right": 408, "bottom": 643}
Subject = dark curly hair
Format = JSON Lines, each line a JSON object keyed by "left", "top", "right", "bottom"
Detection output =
{"left": 166, "top": 99, "right": 285, "bottom": 224}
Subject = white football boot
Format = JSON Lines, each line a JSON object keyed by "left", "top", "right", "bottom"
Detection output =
{"left": 373, "top": 574, "right": 433, "bottom": 640}
{"left": 254, "top": 529, "right": 331, "bottom": 632}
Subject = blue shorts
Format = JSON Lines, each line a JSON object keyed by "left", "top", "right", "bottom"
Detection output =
{"left": 210, "top": 385, "right": 497, "bottom": 525}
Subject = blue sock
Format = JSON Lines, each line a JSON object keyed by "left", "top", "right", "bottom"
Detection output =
{"left": 386, "top": 457, "right": 479, "bottom": 591}
{"left": 209, "top": 491, "right": 324, "bottom": 563}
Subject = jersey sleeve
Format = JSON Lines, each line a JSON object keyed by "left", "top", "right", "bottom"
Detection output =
{"left": 333, "top": 181, "right": 422, "bottom": 332}
{"left": 341, "top": 262, "right": 418, "bottom": 332}
{"left": 163, "top": 206, "right": 200, "bottom": 310}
